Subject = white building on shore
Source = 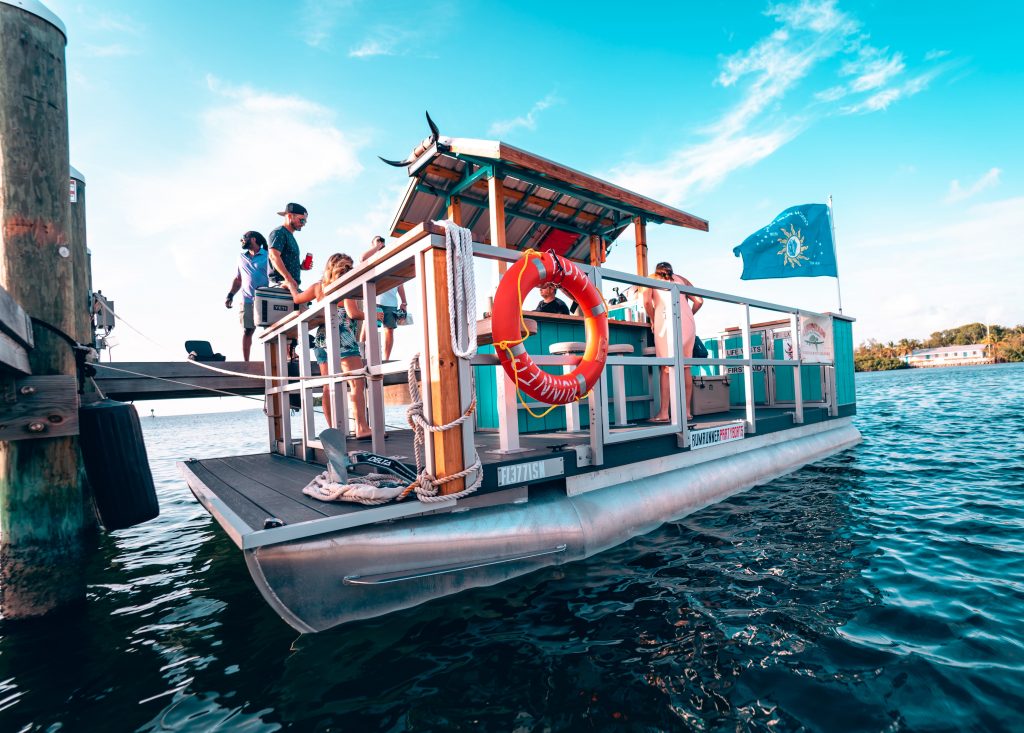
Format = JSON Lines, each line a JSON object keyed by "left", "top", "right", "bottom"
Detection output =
{"left": 904, "top": 344, "right": 991, "bottom": 368}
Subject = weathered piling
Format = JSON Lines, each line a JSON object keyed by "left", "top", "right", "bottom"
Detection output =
{"left": 0, "top": 0, "right": 87, "bottom": 618}
{"left": 68, "top": 166, "right": 91, "bottom": 348}
{"left": 68, "top": 165, "right": 98, "bottom": 531}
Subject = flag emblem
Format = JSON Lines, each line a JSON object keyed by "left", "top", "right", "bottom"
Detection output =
{"left": 777, "top": 224, "right": 809, "bottom": 267}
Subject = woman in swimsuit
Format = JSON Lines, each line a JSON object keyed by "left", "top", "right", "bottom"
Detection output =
{"left": 643, "top": 261, "right": 703, "bottom": 422}
{"left": 290, "top": 253, "right": 371, "bottom": 438}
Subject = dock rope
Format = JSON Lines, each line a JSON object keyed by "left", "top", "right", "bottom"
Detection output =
{"left": 434, "top": 219, "right": 478, "bottom": 359}
{"left": 399, "top": 353, "right": 482, "bottom": 502}
{"left": 303, "top": 469, "right": 409, "bottom": 506}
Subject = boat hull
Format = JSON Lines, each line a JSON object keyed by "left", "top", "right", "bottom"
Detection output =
{"left": 245, "top": 419, "right": 861, "bottom": 632}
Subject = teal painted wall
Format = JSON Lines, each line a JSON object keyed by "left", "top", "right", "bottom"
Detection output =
{"left": 772, "top": 338, "right": 825, "bottom": 402}
{"left": 833, "top": 318, "right": 856, "bottom": 406}
{"left": 722, "top": 333, "right": 768, "bottom": 405}
{"left": 475, "top": 321, "right": 652, "bottom": 433}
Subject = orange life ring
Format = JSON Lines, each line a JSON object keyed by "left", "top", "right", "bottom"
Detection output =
{"left": 492, "top": 251, "right": 609, "bottom": 405}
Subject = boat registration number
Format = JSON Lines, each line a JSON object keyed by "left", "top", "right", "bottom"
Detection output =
{"left": 689, "top": 422, "right": 745, "bottom": 450}
{"left": 497, "top": 457, "right": 565, "bottom": 487}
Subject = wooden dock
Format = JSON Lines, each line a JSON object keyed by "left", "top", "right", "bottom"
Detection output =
{"left": 93, "top": 360, "right": 412, "bottom": 403}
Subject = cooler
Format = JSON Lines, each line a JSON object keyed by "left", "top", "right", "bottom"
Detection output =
{"left": 254, "top": 287, "right": 297, "bottom": 327}
{"left": 692, "top": 375, "right": 730, "bottom": 416}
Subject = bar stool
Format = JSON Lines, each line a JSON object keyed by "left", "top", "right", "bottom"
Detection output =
{"left": 644, "top": 346, "right": 660, "bottom": 418}
{"left": 549, "top": 342, "right": 635, "bottom": 428}
{"left": 549, "top": 342, "right": 586, "bottom": 431}
{"left": 607, "top": 344, "right": 635, "bottom": 425}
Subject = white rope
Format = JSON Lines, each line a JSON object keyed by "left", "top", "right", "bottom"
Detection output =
{"left": 403, "top": 355, "right": 482, "bottom": 503}
{"left": 433, "top": 220, "right": 478, "bottom": 360}
{"left": 92, "top": 362, "right": 266, "bottom": 402}
{"left": 302, "top": 471, "right": 407, "bottom": 506}
{"left": 184, "top": 357, "right": 381, "bottom": 383}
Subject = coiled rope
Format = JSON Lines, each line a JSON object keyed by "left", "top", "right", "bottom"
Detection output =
{"left": 303, "top": 469, "right": 410, "bottom": 506}
{"left": 399, "top": 353, "right": 481, "bottom": 502}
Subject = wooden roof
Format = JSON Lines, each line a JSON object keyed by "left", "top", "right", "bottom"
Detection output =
{"left": 388, "top": 136, "right": 708, "bottom": 262}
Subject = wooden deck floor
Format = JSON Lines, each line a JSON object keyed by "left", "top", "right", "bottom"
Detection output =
{"left": 180, "top": 404, "right": 847, "bottom": 548}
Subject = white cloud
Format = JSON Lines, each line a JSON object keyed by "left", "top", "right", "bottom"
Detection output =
{"left": 83, "top": 43, "right": 137, "bottom": 58}
{"left": 488, "top": 93, "right": 562, "bottom": 138}
{"left": 604, "top": 1, "right": 950, "bottom": 206}
{"left": 842, "top": 69, "right": 937, "bottom": 113}
{"left": 843, "top": 48, "right": 905, "bottom": 92}
{"left": 88, "top": 78, "right": 367, "bottom": 362}
{"left": 349, "top": 39, "right": 396, "bottom": 58}
{"left": 846, "top": 196, "right": 1024, "bottom": 340}
{"left": 945, "top": 167, "right": 1001, "bottom": 203}
{"left": 610, "top": 128, "right": 797, "bottom": 205}
{"left": 301, "top": 0, "right": 352, "bottom": 48}
{"left": 925, "top": 49, "right": 951, "bottom": 61}
{"left": 121, "top": 76, "right": 363, "bottom": 261}
{"left": 89, "top": 13, "right": 145, "bottom": 36}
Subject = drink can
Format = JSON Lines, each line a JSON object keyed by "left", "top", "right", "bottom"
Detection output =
{"left": 301, "top": 253, "right": 313, "bottom": 270}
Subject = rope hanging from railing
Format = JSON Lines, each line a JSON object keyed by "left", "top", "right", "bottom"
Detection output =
{"left": 433, "top": 219, "right": 478, "bottom": 359}
{"left": 400, "top": 354, "right": 482, "bottom": 503}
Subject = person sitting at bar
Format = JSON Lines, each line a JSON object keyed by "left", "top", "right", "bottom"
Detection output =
{"left": 289, "top": 253, "right": 372, "bottom": 439}
{"left": 534, "top": 282, "right": 570, "bottom": 315}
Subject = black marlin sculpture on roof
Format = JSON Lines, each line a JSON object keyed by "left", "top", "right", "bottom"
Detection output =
{"left": 378, "top": 111, "right": 444, "bottom": 168}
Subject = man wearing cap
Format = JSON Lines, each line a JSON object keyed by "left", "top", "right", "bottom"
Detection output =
{"left": 226, "top": 231, "right": 270, "bottom": 360}
{"left": 534, "top": 282, "right": 570, "bottom": 315}
{"left": 268, "top": 202, "right": 307, "bottom": 292}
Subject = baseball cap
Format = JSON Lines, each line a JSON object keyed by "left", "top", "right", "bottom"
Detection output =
{"left": 276, "top": 203, "right": 308, "bottom": 217}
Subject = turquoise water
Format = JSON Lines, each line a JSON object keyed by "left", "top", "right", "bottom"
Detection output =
{"left": 2, "top": 364, "right": 1023, "bottom": 731}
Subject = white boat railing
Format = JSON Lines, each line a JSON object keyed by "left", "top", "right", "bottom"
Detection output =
{"left": 258, "top": 225, "right": 837, "bottom": 493}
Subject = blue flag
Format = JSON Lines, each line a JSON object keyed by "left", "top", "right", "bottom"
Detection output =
{"left": 733, "top": 204, "right": 837, "bottom": 280}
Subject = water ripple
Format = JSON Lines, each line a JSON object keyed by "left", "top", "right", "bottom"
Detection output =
{"left": 2, "top": 365, "right": 1024, "bottom": 730}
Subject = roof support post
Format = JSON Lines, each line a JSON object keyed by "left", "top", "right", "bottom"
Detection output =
{"left": 589, "top": 235, "right": 603, "bottom": 267}
{"left": 447, "top": 195, "right": 462, "bottom": 225}
{"left": 423, "top": 245, "right": 467, "bottom": 495}
{"left": 488, "top": 173, "right": 508, "bottom": 274}
{"left": 633, "top": 217, "right": 648, "bottom": 276}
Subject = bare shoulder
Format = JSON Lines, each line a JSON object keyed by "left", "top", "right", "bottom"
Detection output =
{"left": 674, "top": 274, "right": 694, "bottom": 286}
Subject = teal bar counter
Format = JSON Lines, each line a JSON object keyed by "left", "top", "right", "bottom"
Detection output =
{"left": 474, "top": 312, "right": 653, "bottom": 433}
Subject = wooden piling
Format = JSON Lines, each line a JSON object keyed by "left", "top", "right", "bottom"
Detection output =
{"left": 0, "top": 1, "right": 87, "bottom": 618}
{"left": 68, "top": 165, "right": 98, "bottom": 532}
{"left": 68, "top": 167, "right": 91, "bottom": 349}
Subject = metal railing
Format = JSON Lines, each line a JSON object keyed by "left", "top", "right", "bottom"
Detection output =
{"left": 257, "top": 225, "right": 837, "bottom": 484}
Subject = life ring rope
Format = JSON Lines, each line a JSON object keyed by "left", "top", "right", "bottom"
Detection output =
{"left": 492, "top": 249, "right": 609, "bottom": 418}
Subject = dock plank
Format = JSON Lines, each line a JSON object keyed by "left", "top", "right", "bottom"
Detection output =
{"left": 224, "top": 454, "right": 372, "bottom": 518}
{"left": 185, "top": 461, "right": 275, "bottom": 533}
{"left": 200, "top": 457, "right": 328, "bottom": 525}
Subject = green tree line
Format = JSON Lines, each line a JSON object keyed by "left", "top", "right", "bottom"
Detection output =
{"left": 854, "top": 322, "right": 1024, "bottom": 372}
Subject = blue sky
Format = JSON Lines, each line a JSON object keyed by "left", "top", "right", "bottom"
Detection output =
{"left": 40, "top": 0, "right": 1023, "bottom": 411}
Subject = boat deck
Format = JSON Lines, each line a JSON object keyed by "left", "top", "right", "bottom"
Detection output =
{"left": 180, "top": 405, "right": 850, "bottom": 550}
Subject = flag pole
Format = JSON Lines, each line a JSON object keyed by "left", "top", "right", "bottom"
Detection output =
{"left": 827, "top": 194, "right": 843, "bottom": 314}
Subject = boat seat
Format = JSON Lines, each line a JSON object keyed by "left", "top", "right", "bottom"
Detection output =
{"left": 185, "top": 339, "right": 226, "bottom": 362}
{"left": 548, "top": 343, "right": 585, "bottom": 431}
{"left": 476, "top": 317, "right": 538, "bottom": 347}
{"left": 547, "top": 342, "right": 635, "bottom": 427}
{"left": 643, "top": 346, "right": 660, "bottom": 418}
